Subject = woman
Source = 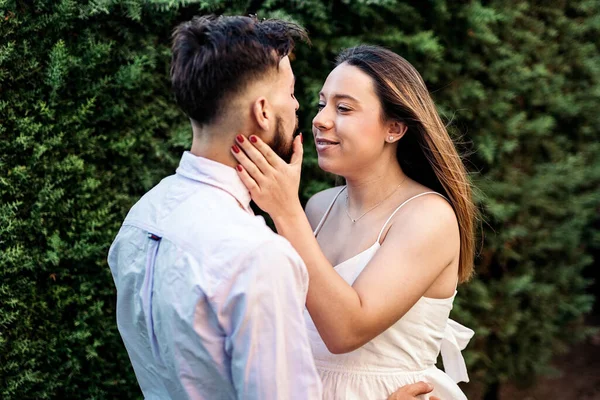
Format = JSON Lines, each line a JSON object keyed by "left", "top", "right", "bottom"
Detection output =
{"left": 231, "top": 45, "right": 476, "bottom": 400}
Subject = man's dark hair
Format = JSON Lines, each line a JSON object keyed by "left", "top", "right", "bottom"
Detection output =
{"left": 170, "top": 15, "right": 308, "bottom": 126}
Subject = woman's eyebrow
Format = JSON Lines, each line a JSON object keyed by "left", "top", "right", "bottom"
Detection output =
{"left": 318, "top": 92, "right": 360, "bottom": 103}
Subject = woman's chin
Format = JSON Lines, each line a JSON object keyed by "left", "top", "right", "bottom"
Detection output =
{"left": 317, "top": 157, "right": 341, "bottom": 175}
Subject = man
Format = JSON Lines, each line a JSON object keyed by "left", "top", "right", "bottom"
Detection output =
{"left": 108, "top": 15, "right": 438, "bottom": 399}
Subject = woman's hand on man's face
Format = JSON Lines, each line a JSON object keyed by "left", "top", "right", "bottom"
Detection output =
{"left": 231, "top": 133, "right": 304, "bottom": 219}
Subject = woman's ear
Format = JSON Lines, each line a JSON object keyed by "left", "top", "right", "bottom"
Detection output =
{"left": 385, "top": 121, "right": 408, "bottom": 143}
{"left": 251, "top": 97, "right": 272, "bottom": 131}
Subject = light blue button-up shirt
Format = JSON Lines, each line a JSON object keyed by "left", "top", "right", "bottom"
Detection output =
{"left": 108, "top": 151, "right": 322, "bottom": 400}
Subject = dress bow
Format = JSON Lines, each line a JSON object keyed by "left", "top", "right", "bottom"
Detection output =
{"left": 440, "top": 318, "right": 474, "bottom": 383}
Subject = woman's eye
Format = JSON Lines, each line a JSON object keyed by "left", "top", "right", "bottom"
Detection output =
{"left": 317, "top": 103, "right": 325, "bottom": 111}
{"left": 338, "top": 106, "right": 351, "bottom": 112}
{"left": 291, "top": 93, "right": 296, "bottom": 99}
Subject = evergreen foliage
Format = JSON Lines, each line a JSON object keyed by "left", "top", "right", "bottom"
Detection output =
{"left": 1, "top": 1, "right": 188, "bottom": 398}
{"left": 1, "top": 0, "right": 598, "bottom": 398}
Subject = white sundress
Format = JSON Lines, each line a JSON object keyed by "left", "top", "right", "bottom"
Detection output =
{"left": 305, "top": 188, "right": 474, "bottom": 400}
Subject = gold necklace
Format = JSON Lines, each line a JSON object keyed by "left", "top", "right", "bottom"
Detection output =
{"left": 344, "top": 178, "right": 407, "bottom": 223}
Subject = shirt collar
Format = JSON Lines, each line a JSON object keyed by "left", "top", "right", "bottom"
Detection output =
{"left": 176, "top": 151, "right": 253, "bottom": 214}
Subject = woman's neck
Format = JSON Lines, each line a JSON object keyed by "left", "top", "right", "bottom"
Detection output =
{"left": 344, "top": 158, "right": 407, "bottom": 212}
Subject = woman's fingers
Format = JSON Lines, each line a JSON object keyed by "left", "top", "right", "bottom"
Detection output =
{"left": 230, "top": 133, "right": 303, "bottom": 218}
{"left": 247, "top": 134, "right": 288, "bottom": 168}
{"left": 231, "top": 144, "right": 265, "bottom": 183}
{"left": 290, "top": 133, "right": 304, "bottom": 165}
{"left": 405, "top": 382, "right": 434, "bottom": 396}
{"left": 234, "top": 164, "right": 260, "bottom": 195}
{"left": 235, "top": 134, "right": 274, "bottom": 174}
{"left": 388, "top": 381, "right": 434, "bottom": 399}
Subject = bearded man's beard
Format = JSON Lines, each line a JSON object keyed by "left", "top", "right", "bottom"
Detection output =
{"left": 269, "top": 116, "right": 298, "bottom": 163}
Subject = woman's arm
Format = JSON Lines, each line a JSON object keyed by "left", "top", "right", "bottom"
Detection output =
{"left": 274, "top": 195, "right": 458, "bottom": 353}
{"left": 232, "top": 134, "right": 459, "bottom": 353}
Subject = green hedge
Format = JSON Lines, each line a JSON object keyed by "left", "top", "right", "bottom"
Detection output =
{"left": 1, "top": 1, "right": 599, "bottom": 399}
{"left": 0, "top": 1, "right": 188, "bottom": 398}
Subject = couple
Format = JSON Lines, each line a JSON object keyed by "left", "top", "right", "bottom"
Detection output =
{"left": 108, "top": 15, "right": 475, "bottom": 400}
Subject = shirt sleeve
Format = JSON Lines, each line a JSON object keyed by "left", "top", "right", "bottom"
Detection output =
{"left": 216, "top": 238, "right": 322, "bottom": 400}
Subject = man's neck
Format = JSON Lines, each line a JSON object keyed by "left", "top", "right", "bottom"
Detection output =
{"left": 189, "top": 132, "right": 251, "bottom": 211}
{"left": 190, "top": 124, "right": 240, "bottom": 169}
{"left": 190, "top": 143, "right": 238, "bottom": 168}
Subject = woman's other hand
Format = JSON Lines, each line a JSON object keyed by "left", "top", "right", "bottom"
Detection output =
{"left": 387, "top": 382, "right": 441, "bottom": 400}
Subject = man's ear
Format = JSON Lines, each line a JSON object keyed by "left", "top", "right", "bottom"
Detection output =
{"left": 386, "top": 121, "right": 408, "bottom": 143}
{"left": 251, "top": 97, "right": 272, "bottom": 131}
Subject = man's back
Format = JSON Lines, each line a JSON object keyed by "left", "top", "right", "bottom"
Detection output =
{"left": 108, "top": 153, "right": 321, "bottom": 399}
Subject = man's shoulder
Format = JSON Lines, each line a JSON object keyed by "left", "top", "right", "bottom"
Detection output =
{"left": 167, "top": 204, "right": 298, "bottom": 266}
{"left": 213, "top": 216, "right": 299, "bottom": 263}
{"left": 123, "top": 174, "right": 179, "bottom": 220}
{"left": 188, "top": 218, "right": 307, "bottom": 295}
{"left": 213, "top": 230, "right": 308, "bottom": 300}
{"left": 119, "top": 180, "right": 303, "bottom": 278}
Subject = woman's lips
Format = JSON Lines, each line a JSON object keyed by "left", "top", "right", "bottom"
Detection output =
{"left": 315, "top": 138, "right": 339, "bottom": 153}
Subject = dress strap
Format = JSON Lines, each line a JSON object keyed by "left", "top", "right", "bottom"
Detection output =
{"left": 313, "top": 186, "right": 347, "bottom": 237}
{"left": 376, "top": 191, "right": 449, "bottom": 243}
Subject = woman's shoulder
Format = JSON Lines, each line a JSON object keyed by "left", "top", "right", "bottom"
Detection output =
{"left": 394, "top": 187, "right": 456, "bottom": 222}
{"left": 305, "top": 185, "right": 345, "bottom": 229}
{"left": 386, "top": 189, "right": 458, "bottom": 243}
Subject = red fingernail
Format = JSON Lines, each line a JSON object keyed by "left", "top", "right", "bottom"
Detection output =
{"left": 236, "top": 165, "right": 243, "bottom": 172}
{"left": 250, "top": 135, "right": 257, "bottom": 143}
{"left": 232, "top": 145, "right": 240, "bottom": 153}
{"left": 236, "top": 134, "right": 244, "bottom": 143}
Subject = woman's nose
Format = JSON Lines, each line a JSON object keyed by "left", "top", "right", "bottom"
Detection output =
{"left": 312, "top": 109, "right": 333, "bottom": 131}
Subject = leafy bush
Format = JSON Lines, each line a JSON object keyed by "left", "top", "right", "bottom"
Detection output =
{"left": 1, "top": 1, "right": 598, "bottom": 399}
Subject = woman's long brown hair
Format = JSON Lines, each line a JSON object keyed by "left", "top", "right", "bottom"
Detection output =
{"left": 337, "top": 45, "right": 476, "bottom": 283}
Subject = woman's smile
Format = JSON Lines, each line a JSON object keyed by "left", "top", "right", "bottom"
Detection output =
{"left": 315, "top": 137, "right": 340, "bottom": 153}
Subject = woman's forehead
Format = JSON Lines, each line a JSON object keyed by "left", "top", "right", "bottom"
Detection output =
{"left": 321, "top": 63, "right": 377, "bottom": 100}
